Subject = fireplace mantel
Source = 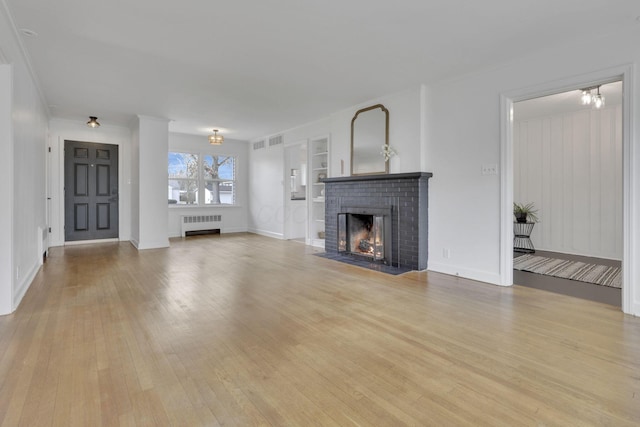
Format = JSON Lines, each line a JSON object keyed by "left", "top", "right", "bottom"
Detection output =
{"left": 322, "top": 172, "right": 433, "bottom": 184}
{"left": 323, "top": 172, "right": 433, "bottom": 271}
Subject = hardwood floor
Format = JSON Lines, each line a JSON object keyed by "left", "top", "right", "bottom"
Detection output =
{"left": 1, "top": 233, "right": 639, "bottom": 426}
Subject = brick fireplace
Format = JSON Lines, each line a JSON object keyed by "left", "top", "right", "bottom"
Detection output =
{"left": 323, "top": 172, "right": 432, "bottom": 270}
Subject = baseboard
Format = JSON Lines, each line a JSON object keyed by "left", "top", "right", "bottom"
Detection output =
{"left": 428, "top": 262, "right": 503, "bottom": 286}
{"left": 135, "top": 239, "right": 170, "bottom": 250}
{"left": 13, "top": 260, "right": 40, "bottom": 312}
{"left": 247, "top": 228, "right": 284, "bottom": 240}
{"left": 222, "top": 227, "right": 249, "bottom": 234}
{"left": 64, "top": 238, "right": 119, "bottom": 246}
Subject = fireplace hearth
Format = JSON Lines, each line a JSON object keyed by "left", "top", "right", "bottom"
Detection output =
{"left": 322, "top": 172, "right": 432, "bottom": 271}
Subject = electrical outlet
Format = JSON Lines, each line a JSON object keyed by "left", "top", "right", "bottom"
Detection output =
{"left": 481, "top": 164, "right": 498, "bottom": 175}
{"left": 442, "top": 248, "right": 450, "bottom": 259}
{"left": 16, "top": 267, "right": 20, "bottom": 280}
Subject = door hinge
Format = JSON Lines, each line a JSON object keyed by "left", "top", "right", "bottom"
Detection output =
{"left": 48, "top": 147, "right": 51, "bottom": 153}
{"left": 48, "top": 227, "right": 51, "bottom": 233}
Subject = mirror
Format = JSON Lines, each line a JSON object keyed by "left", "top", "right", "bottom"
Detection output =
{"left": 351, "top": 104, "right": 389, "bottom": 175}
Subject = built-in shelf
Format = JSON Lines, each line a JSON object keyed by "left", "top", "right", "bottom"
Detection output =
{"left": 308, "top": 135, "right": 329, "bottom": 248}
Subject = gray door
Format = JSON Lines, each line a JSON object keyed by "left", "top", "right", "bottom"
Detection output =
{"left": 64, "top": 140, "right": 119, "bottom": 241}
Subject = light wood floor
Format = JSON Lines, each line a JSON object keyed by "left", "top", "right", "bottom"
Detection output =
{"left": 1, "top": 234, "right": 639, "bottom": 426}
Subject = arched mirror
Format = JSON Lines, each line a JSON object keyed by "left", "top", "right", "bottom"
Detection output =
{"left": 351, "top": 104, "right": 389, "bottom": 175}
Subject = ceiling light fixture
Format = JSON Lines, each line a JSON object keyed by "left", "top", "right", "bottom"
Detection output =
{"left": 592, "top": 86, "right": 605, "bottom": 109}
{"left": 579, "top": 85, "right": 605, "bottom": 109}
{"left": 208, "top": 129, "right": 224, "bottom": 145}
{"left": 86, "top": 116, "right": 100, "bottom": 128}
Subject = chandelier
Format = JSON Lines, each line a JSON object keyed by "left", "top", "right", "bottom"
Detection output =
{"left": 208, "top": 129, "right": 224, "bottom": 145}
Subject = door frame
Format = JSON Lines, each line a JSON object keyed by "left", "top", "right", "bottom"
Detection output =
{"left": 63, "top": 140, "right": 119, "bottom": 242}
{"left": 500, "top": 64, "right": 636, "bottom": 315}
{"left": 283, "top": 139, "right": 309, "bottom": 241}
{"left": 50, "top": 131, "right": 127, "bottom": 247}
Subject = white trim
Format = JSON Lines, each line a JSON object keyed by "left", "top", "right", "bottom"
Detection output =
{"left": 500, "top": 64, "right": 636, "bottom": 315}
{"left": 12, "top": 259, "right": 39, "bottom": 311}
{"left": 0, "top": 64, "right": 13, "bottom": 315}
{"left": 0, "top": 0, "right": 50, "bottom": 114}
{"left": 248, "top": 228, "right": 284, "bottom": 240}
{"left": 499, "top": 93, "right": 514, "bottom": 287}
{"left": 428, "top": 262, "right": 502, "bottom": 286}
{"left": 64, "top": 238, "right": 119, "bottom": 246}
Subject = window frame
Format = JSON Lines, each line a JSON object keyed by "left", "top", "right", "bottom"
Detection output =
{"left": 168, "top": 151, "right": 237, "bottom": 207}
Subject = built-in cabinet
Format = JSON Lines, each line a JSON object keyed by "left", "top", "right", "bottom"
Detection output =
{"left": 308, "top": 135, "right": 329, "bottom": 247}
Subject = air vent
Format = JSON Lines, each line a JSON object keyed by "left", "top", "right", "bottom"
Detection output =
{"left": 268, "top": 135, "right": 283, "bottom": 148}
{"left": 253, "top": 140, "right": 265, "bottom": 150}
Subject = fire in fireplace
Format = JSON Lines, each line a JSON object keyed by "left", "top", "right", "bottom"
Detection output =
{"left": 337, "top": 207, "right": 392, "bottom": 263}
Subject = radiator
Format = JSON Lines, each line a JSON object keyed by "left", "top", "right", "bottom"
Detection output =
{"left": 181, "top": 215, "right": 222, "bottom": 237}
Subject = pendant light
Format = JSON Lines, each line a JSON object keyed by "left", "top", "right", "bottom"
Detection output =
{"left": 208, "top": 129, "right": 224, "bottom": 145}
{"left": 592, "top": 86, "right": 605, "bottom": 109}
{"left": 579, "top": 86, "right": 605, "bottom": 109}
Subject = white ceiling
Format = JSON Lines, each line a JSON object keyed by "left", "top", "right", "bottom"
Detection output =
{"left": 5, "top": 0, "right": 639, "bottom": 140}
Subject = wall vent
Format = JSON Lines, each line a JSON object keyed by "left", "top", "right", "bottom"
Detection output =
{"left": 268, "top": 135, "right": 283, "bottom": 148}
{"left": 181, "top": 215, "right": 222, "bottom": 237}
{"left": 253, "top": 140, "right": 265, "bottom": 150}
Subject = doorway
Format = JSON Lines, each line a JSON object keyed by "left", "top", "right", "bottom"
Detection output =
{"left": 511, "top": 82, "right": 623, "bottom": 305}
{"left": 283, "top": 141, "right": 308, "bottom": 242}
{"left": 64, "top": 140, "right": 119, "bottom": 242}
{"left": 500, "top": 65, "right": 635, "bottom": 314}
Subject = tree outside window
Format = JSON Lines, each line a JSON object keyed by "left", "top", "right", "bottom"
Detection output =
{"left": 203, "top": 155, "right": 235, "bottom": 205}
{"left": 168, "top": 152, "right": 236, "bottom": 205}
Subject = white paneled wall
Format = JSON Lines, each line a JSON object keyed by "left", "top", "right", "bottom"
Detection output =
{"left": 514, "top": 105, "right": 622, "bottom": 260}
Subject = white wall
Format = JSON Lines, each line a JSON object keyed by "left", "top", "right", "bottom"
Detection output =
{"left": 424, "top": 24, "right": 640, "bottom": 315}
{"left": 134, "top": 116, "right": 170, "bottom": 249}
{"left": 0, "top": 4, "right": 49, "bottom": 314}
{"left": 48, "top": 119, "right": 133, "bottom": 247}
{"left": 168, "top": 132, "right": 249, "bottom": 237}
{"left": 0, "top": 65, "right": 13, "bottom": 315}
{"left": 249, "top": 139, "right": 286, "bottom": 239}
{"left": 328, "top": 87, "right": 423, "bottom": 178}
{"left": 514, "top": 105, "right": 623, "bottom": 260}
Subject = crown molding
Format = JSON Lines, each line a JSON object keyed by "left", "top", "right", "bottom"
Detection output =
{"left": 0, "top": 0, "right": 50, "bottom": 115}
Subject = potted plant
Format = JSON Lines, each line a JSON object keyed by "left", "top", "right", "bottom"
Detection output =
{"left": 513, "top": 202, "right": 538, "bottom": 223}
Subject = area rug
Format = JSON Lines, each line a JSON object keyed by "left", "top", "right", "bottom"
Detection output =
{"left": 513, "top": 254, "right": 621, "bottom": 289}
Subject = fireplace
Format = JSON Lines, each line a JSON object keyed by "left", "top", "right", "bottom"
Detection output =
{"left": 322, "top": 172, "right": 432, "bottom": 271}
{"left": 337, "top": 207, "right": 392, "bottom": 263}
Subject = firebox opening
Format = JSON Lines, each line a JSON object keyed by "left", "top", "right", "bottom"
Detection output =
{"left": 338, "top": 212, "right": 387, "bottom": 263}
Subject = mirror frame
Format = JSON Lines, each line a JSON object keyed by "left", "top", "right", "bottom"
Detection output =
{"left": 350, "top": 104, "right": 389, "bottom": 176}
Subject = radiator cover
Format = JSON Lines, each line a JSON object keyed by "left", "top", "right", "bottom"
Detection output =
{"left": 181, "top": 215, "right": 222, "bottom": 237}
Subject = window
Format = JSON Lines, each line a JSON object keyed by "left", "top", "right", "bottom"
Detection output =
{"left": 168, "top": 152, "right": 236, "bottom": 205}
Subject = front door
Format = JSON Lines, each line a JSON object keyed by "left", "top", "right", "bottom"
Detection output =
{"left": 64, "top": 140, "right": 119, "bottom": 241}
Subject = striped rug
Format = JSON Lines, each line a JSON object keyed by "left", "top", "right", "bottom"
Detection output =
{"left": 513, "top": 254, "right": 622, "bottom": 289}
